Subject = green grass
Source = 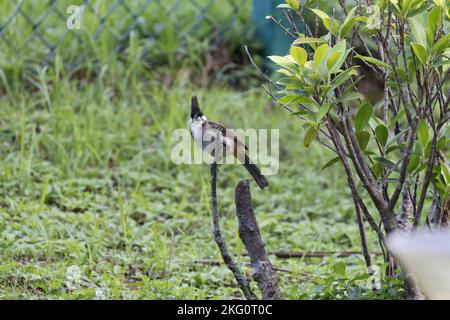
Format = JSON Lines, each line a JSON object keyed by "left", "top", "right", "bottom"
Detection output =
{"left": 0, "top": 0, "right": 253, "bottom": 78}
{"left": 0, "top": 62, "right": 405, "bottom": 299}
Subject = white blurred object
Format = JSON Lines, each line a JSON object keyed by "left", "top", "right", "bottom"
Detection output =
{"left": 388, "top": 231, "right": 450, "bottom": 300}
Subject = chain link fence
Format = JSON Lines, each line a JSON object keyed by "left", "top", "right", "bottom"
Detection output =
{"left": 0, "top": 0, "right": 251, "bottom": 70}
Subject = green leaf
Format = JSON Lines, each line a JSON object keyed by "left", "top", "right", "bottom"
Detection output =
{"left": 293, "top": 37, "right": 327, "bottom": 45}
{"left": 329, "top": 48, "right": 352, "bottom": 74}
{"left": 430, "top": 34, "right": 450, "bottom": 56}
{"left": 403, "top": 0, "right": 427, "bottom": 17}
{"left": 268, "top": 55, "right": 297, "bottom": 72}
{"left": 356, "top": 131, "right": 371, "bottom": 150}
{"left": 436, "top": 180, "right": 447, "bottom": 198}
{"left": 408, "top": 60, "right": 417, "bottom": 82}
{"left": 327, "top": 51, "right": 343, "bottom": 71}
{"left": 330, "top": 66, "right": 359, "bottom": 88}
{"left": 290, "top": 46, "right": 308, "bottom": 67}
{"left": 310, "top": 8, "right": 329, "bottom": 20}
{"left": 321, "top": 156, "right": 341, "bottom": 171}
{"left": 388, "top": 109, "right": 406, "bottom": 129}
{"left": 372, "top": 161, "right": 383, "bottom": 178}
{"left": 437, "top": 136, "right": 447, "bottom": 150}
{"left": 338, "top": 92, "right": 364, "bottom": 103}
{"left": 296, "top": 96, "right": 318, "bottom": 107}
{"left": 432, "top": 59, "right": 450, "bottom": 69}
{"left": 304, "top": 127, "right": 317, "bottom": 148}
{"left": 418, "top": 119, "right": 429, "bottom": 148}
{"left": 340, "top": 7, "right": 358, "bottom": 36}
{"left": 354, "top": 55, "right": 391, "bottom": 69}
{"left": 428, "top": 6, "right": 443, "bottom": 35}
{"left": 319, "top": 84, "right": 333, "bottom": 94}
{"left": 330, "top": 40, "right": 347, "bottom": 55}
{"left": 355, "top": 104, "right": 373, "bottom": 131}
{"left": 290, "top": 110, "right": 309, "bottom": 116}
{"left": 276, "top": 4, "right": 292, "bottom": 9}
{"left": 409, "top": 2, "right": 428, "bottom": 17}
{"left": 316, "top": 103, "right": 331, "bottom": 122}
{"left": 314, "top": 43, "right": 329, "bottom": 67}
{"left": 408, "top": 154, "right": 421, "bottom": 173}
{"left": 277, "top": 68, "right": 294, "bottom": 77}
{"left": 286, "top": 0, "right": 299, "bottom": 9}
{"left": 433, "top": 0, "right": 447, "bottom": 7}
{"left": 322, "top": 18, "right": 339, "bottom": 34}
{"left": 375, "top": 157, "right": 397, "bottom": 171}
{"left": 411, "top": 43, "right": 428, "bottom": 65}
{"left": 306, "top": 119, "right": 319, "bottom": 129}
{"left": 388, "top": 0, "right": 402, "bottom": 15}
{"left": 386, "top": 144, "right": 405, "bottom": 154}
{"left": 277, "top": 95, "right": 298, "bottom": 105}
{"left": 416, "top": 162, "right": 431, "bottom": 176}
{"left": 375, "top": 124, "right": 389, "bottom": 147}
{"left": 310, "top": 9, "right": 338, "bottom": 33}
{"left": 440, "top": 160, "right": 450, "bottom": 186}
{"left": 398, "top": 68, "right": 407, "bottom": 81}
{"left": 332, "top": 262, "right": 346, "bottom": 276}
{"left": 410, "top": 16, "right": 428, "bottom": 47}
{"left": 277, "top": 77, "right": 303, "bottom": 89}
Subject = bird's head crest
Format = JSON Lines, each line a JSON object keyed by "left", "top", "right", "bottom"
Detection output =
{"left": 191, "top": 95, "right": 203, "bottom": 118}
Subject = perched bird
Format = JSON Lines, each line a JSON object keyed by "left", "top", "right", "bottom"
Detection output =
{"left": 189, "top": 96, "right": 268, "bottom": 189}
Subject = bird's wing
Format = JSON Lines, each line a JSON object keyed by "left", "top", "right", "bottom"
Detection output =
{"left": 202, "top": 121, "right": 268, "bottom": 188}
{"left": 202, "top": 121, "right": 226, "bottom": 149}
{"left": 202, "top": 120, "right": 226, "bottom": 137}
{"left": 202, "top": 120, "right": 248, "bottom": 160}
{"left": 203, "top": 121, "right": 248, "bottom": 147}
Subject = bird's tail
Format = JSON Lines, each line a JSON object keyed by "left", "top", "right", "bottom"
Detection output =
{"left": 243, "top": 154, "right": 268, "bottom": 189}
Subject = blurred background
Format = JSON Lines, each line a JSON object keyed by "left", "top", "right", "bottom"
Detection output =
{"left": 2, "top": 0, "right": 266, "bottom": 86}
{"left": 0, "top": 0, "right": 400, "bottom": 299}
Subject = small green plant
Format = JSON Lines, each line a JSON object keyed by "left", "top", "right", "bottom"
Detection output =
{"left": 264, "top": 0, "right": 449, "bottom": 298}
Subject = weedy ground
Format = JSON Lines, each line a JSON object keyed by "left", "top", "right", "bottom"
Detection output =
{"left": 0, "top": 63, "right": 404, "bottom": 299}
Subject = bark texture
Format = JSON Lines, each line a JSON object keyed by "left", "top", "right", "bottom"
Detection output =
{"left": 395, "top": 184, "right": 424, "bottom": 299}
{"left": 404, "top": 273, "right": 425, "bottom": 300}
{"left": 235, "top": 180, "right": 282, "bottom": 300}
{"left": 431, "top": 199, "right": 450, "bottom": 229}
{"left": 396, "top": 184, "right": 413, "bottom": 232}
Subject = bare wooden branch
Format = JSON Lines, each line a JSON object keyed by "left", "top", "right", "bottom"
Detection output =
{"left": 235, "top": 180, "right": 282, "bottom": 300}
{"left": 352, "top": 192, "right": 374, "bottom": 273}
{"left": 414, "top": 136, "right": 438, "bottom": 227}
{"left": 266, "top": 15, "right": 297, "bottom": 39}
{"left": 330, "top": 115, "right": 390, "bottom": 223}
{"left": 443, "top": 201, "right": 450, "bottom": 229}
{"left": 210, "top": 164, "right": 257, "bottom": 300}
{"left": 193, "top": 259, "right": 292, "bottom": 273}
{"left": 397, "top": 183, "right": 413, "bottom": 232}
{"left": 267, "top": 251, "right": 383, "bottom": 258}
{"left": 327, "top": 122, "right": 377, "bottom": 272}
{"left": 388, "top": 124, "right": 419, "bottom": 213}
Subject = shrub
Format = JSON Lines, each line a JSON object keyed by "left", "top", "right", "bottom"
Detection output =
{"left": 264, "top": 0, "right": 449, "bottom": 299}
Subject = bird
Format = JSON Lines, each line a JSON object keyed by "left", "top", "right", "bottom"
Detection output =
{"left": 189, "top": 95, "right": 268, "bottom": 189}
